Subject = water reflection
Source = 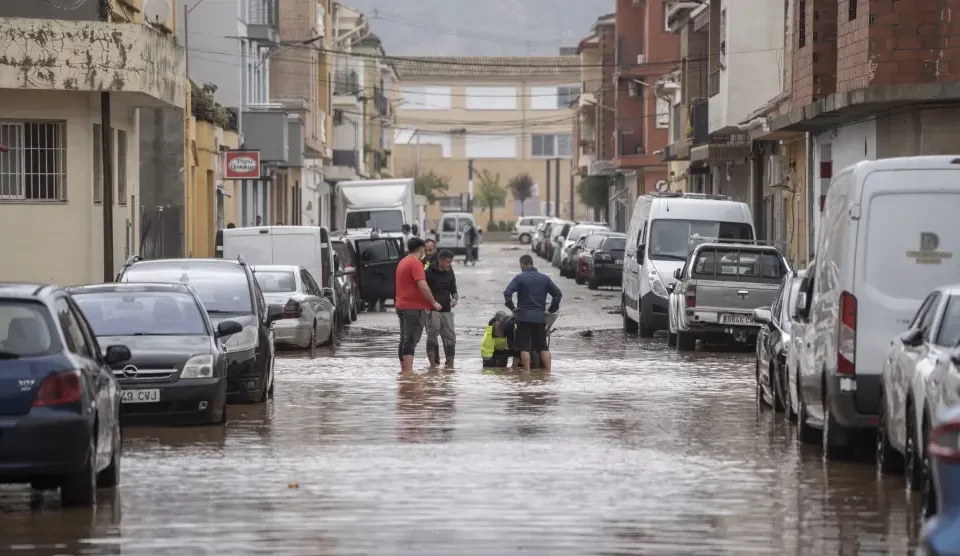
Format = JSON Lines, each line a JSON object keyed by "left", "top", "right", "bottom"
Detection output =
{"left": 1, "top": 489, "right": 121, "bottom": 555}
{"left": 397, "top": 369, "right": 456, "bottom": 443}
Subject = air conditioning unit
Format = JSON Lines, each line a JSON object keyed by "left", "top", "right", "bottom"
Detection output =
{"left": 637, "top": 54, "right": 646, "bottom": 64}
{"left": 628, "top": 81, "right": 640, "bottom": 97}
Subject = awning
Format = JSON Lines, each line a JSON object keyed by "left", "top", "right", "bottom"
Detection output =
{"left": 216, "top": 185, "right": 231, "bottom": 197}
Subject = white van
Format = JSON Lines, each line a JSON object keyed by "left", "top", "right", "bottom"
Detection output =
{"left": 622, "top": 193, "right": 755, "bottom": 337}
{"left": 223, "top": 226, "right": 338, "bottom": 306}
{"left": 436, "top": 212, "right": 478, "bottom": 253}
{"left": 796, "top": 156, "right": 960, "bottom": 458}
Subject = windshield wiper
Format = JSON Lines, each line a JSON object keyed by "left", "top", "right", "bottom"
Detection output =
{"left": 0, "top": 351, "right": 21, "bottom": 360}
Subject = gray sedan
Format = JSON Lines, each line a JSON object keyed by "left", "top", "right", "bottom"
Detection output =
{"left": 253, "top": 265, "right": 336, "bottom": 355}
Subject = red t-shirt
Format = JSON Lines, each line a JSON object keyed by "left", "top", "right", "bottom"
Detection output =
{"left": 395, "top": 255, "right": 433, "bottom": 310}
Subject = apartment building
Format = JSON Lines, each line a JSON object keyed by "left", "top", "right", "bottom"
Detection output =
{"left": 355, "top": 34, "right": 399, "bottom": 179}
{"left": 391, "top": 55, "right": 589, "bottom": 227}
{"left": 0, "top": 0, "right": 185, "bottom": 284}
{"left": 326, "top": 3, "right": 368, "bottom": 186}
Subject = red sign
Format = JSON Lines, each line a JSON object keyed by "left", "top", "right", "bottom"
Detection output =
{"left": 224, "top": 150, "right": 260, "bottom": 179}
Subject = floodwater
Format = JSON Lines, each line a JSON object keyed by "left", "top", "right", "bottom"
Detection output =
{"left": 0, "top": 244, "right": 922, "bottom": 555}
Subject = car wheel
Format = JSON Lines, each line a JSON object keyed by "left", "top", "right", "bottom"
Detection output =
{"left": 519, "top": 233, "right": 531, "bottom": 244}
{"left": 96, "top": 422, "right": 121, "bottom": 489}
{"left": 771, "top": 361, "right": 786, "bottom": 412}
{"left": 575, "top": 274, "right": 585, "bottom": 285}
{"left": 906, "top": 407, "right": 924, "bottom": 491}
{"left": 61, "top": 436, "right": 96, "bottom": 507}
{"left": 796, "top": 378, "right": 820, "bottom": 444}
{"left": 309, "top": 321, "right": 317, "bottom": 359}
{"left": 876, "top": 392, "right": 904, "bottom": 475}
{"left": 823, "top": 400, "right": 851, "bottom": 461}
{"left": 622, "top": 296, "right": 638, "bottom": 334}
{"left": 588, "top": 278, "right": 599, "bottom": 290}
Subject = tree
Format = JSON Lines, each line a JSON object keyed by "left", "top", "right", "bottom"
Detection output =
{"left": 474, "top": 169, "right": 507, "bottom": 227}
{"left": 507, "top": 172, "right": 535, "bottom": 216}
{"left": 577, "top": 176, "right": 609, "bottom": 220}
{"left": 406, "top": 168, "right": 450, "bottom": 204}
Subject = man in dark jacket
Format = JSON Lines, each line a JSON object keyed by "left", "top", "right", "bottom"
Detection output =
{"left": 425, "top": 249, "right": 458, "bottom": 367}
{"left": 504, "top": 254, "right": 561, "bottom": 373}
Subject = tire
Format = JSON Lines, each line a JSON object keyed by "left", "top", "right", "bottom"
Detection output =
{"left": 588, "top": 278, "right": 599, "bottom": 290}
{"left": 823, "top": 401, "right": 851, "bottom": 461}
{"left": 906, "top": 407, "right": 923, "bottom": 492}
{"left": 771, "top": 361, "right": 786, "bottom": 413}
{"left": 622, "top": 296, "right": 638, "bottom": 334}
{"left": 676, "top": 331, "right": 696, "bottom": 351}
{"left": 796, "top": 380, "right": 820, "bottom": 444}
{"left": 876, "top": 392, "right": 904, "bottom": 475}
{"left": 575, "top": 275, "right": 585, "bottom": 285}
{"left": 519, "top": 233, "right": 531, "bottom": 244}
{"left": 96, "top": 423, "right": 121, "bottom": 489}
{"left": 309, "top": 321, "right": 317, "bottom": 359}
{"left": 61, "top": 436, "right": 96, "bottom": 507}
{"left": 638, "top": 310, "right": 654, "bottom": 338}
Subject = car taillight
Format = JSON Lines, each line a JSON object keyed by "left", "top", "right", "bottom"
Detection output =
{"left": 838, "top": 291, "right": 857, "bottom": 374}
{"left": 33, "top": 370, "right": 82, "bottom": 407}
{"left": 930, "top": 419, "right": 960, "bottom": 463}
{"left": 685, "top": 285, "right": 696, "bottom": 307}
{"left": 283, "top": 299, "right": 303, "bottom": 319}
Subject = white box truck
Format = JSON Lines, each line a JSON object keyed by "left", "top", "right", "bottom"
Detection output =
{"left": 335, "top": 178, "right": 414, "bottom": 233}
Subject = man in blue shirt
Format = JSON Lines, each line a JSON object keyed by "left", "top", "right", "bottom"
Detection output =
{"left": 503, "top": 254, "right": 562, "bottom": 372}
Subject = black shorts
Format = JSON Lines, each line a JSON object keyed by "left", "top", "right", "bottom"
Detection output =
{"left": 514, "top": 321, "right": 547, "bottom": 353}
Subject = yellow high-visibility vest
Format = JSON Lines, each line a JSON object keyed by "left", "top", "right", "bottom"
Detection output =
{"left": 481, "top": 324, "right": 508, "bottom": 358}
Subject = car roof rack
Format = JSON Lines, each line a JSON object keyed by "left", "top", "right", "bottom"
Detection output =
{"left": 648, "top": 191, "right": 732, "bottom": 201}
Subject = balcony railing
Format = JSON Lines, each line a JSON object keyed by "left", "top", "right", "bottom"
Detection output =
{"left": 334, "top": 69, "right": 360, "bottom": 96}
{"left": 708, "top": 70, "right": 720, "bottom": 97}
{"left": 332, "top": 149, "right": 360, "bottom": 170}
{"left": 691, "top": 101, "right": 709, "bottom": 145}
{"left": 247, "top": 0, "right": 278, "bottom": 26}
{"left": 618, "top": 130, "right": 643, "bottom": 157}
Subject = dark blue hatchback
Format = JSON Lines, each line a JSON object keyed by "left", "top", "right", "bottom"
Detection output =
{"left": 0, "top": 283, "right": 131, "bottom": 507}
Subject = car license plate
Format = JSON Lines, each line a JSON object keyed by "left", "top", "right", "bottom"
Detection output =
{"left": 720, "top": 314, "right": 753, "bottom": 325}
{"left": 121, "top": 389, "right": 160, "bottom": 404}
{"left": 615, "top": 259, "right": 623, "bottom": 265}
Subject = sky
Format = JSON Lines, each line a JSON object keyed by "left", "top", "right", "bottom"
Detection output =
{"left": 340, "top": 0, "right": 614, "bottom": 56}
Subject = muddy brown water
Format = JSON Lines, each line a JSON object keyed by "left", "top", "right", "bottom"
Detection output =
{"left": 0, "top": 244, "right": 922, "bottom": 555}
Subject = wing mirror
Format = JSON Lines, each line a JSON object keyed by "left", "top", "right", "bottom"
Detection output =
{"left": 321, "top": 287, "right": 336, "bottom": 300}
{"left": 900, "top": 328, "right": 924, "bottom": 348}
{"left": 104, "top": 345, "right": 132, "bottom": 365}
{"left": 753, "top": 307, "right": 772, "bottom": 324}
{"left": 673, "top": 268, "right": 682, "bottom": 280}
{"left": 216, "top": 319, "right": 243, "bottom": 338}
{"left": 666, "top": 283, "right": 676, "bottom": 294}
{"left": 266, "top": 303, "right": 284, "bottom": 324}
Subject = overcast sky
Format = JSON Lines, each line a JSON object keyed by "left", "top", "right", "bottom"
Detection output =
{"left": 341, "top": 0, "right": 614, "bottom": 56}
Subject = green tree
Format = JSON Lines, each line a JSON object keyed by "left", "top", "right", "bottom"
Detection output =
{"left": 577, "top": 176, "right": 609, "bottom": 219}
{"left": 507, "top": 172, "right": 535, "bottom": 216}
{"left": 474, "top": 169, "right": 507, "bottom": 227}
{"left": 409, "top": 168, "right": 450, "bottom": 204}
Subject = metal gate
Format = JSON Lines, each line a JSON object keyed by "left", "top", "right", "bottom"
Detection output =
{"left": 139, "top": 204, "right": 184, "bottom": 260}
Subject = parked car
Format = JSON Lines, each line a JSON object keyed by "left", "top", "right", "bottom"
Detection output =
{"left": 549, "top": 221, "right": 574, "bottom": 264}
{"left": 921, "top": 403, "right": 960, "bottom": 554}
{"left": 342, "top": 230, "right": 405, "bottom": 311}
{"left": 666, "top": 242, "right": 788, "bottom": 351}
{"left": 0, "top": 283, "right": 131, "bottom": 506}
{"left": 436, "top": 211, "right": 478, "bottom": 254}
{"left": 753, "top": 269, "right": 806, "bottom": 413}
{"left": 877, "top": 285, "right": 960, "bottom": 518}
{"left": 331, "top": 253, "right": 356, "bottom": 326}
{"left": 117, "top": 257, "right": 283, "bottom": 404}
{"left": 332, "top": 238, "right": 362, "bottom": 319}
{"left": 583, "top": 234, "right": 627, "bottom": 290}
{"left": 68, "top": 283, "right": 238, "bottom": 426}
{"left": 533, "top": 220, "right": 557, "bottom": 257}
{"left": 802, "top": 156, "right": 960, "bottom": 461}
{"left": 252, "top": 265, "right": 337, "bottom": 354}
{"left": 574, "top": 232, "right": 614, "bottom": 284}
{"left": 513, "top": 216, "right": 549, "bottom": 245}
{"left": 623, "top": 192, "right": 755, "bottom": 338}
{"left": 560, "top": 223, "right": 609, "bottom": 277}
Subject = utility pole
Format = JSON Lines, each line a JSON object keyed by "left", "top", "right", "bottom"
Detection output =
{"left": 570, "top": 166, "right": 575, "bottom": 220}
{"left": 183, "top": 0, "right": 208, "bottom": 80}
{"left": 545, "top": 159, "right": 551, "bottom": 216}
{"left": 554, "top": 158, "right": 560, "bottom": 218}
{"left": 467, "top": 159, "right": 474, "bottom": 212}
{"left": 101, "top": 92, "right": 114, "bottom": 281}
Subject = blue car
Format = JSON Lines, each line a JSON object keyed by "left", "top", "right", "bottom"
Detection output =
{"left": 0, "top": 283, "right": 131, "bottom": 507}
{"left": 923, "top": 403, "right": 960, "bottom": 554}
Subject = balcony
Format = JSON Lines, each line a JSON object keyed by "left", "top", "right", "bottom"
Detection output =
{"left": 0, "top": 18, "right": 185, "bottom": 108}
{"left": 247, "top": 0, "right": 280, "bottom": 44}
{"left": 615, "top": 130, "right": 660, "bottom": 169}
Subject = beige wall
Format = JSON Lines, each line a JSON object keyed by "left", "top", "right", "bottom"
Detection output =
{"left": 0, "top": 90, "right": 140, "bottom": 285}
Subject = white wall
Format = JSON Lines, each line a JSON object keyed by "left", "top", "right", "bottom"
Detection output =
{"left": 465, "top": 87, "right": 516, "bottom": 110}
{"left": 465, "top": 134, "right": 516, "bottom": 158}
{"left": 394, "top": 128, "right": 451, "bottom": 157}
{"left": 0, "top": 90, "right": 139, "bottom": 285}
{"left": 301, "top": 159, "right": 324, "bottom": 225}
{"left": 400, "top": 85, "right": 452, "bottom": 110}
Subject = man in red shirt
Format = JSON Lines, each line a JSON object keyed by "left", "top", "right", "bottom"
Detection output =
{"left": 395, "top": 237, "right": 442, "bottom": 372}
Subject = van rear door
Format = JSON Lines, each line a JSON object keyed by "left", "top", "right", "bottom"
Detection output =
{"left": 355, "top": 237, "right": 402, "bottom": 304}
{"left": 856, "top": 170, "right": 960, "bottom": 413}
{"left": 266, "top": 229, "right": 324, "bottom": 283}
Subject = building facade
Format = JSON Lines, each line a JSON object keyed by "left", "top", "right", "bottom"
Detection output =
{"left": 391, "top": 55, "right": 589, "bottom": 228}
{"left": 0, "top": 1, "right": 185, "bottom": 284}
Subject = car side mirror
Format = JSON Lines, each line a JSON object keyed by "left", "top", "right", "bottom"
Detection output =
{"left": 322, "top": 287, "right": 336, "bottom": 300}
{"left": 104, "top": 345, "right": 132, "bottom": 365}
{"left": 673, "top": 268, "right": 682, "bottom": 280}
{"left": 267, "top": 304, "right": 284, "bottom": 324}
{"left": 216, "top": 320, "right": 243, "bottom": 338}
{"left": 666, "top": 283, "right": 676, "bottom": 294}
{"left": 753, "top": 307, "right": 772, "bottom": 324}
{"left": 900, "top": 328, "right": 924, "bottom": 348}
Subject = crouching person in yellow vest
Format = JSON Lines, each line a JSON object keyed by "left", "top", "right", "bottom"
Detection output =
{"left": 481, "top": 311, "right": 519, "bottom": 369}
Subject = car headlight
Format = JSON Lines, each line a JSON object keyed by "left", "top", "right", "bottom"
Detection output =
{"left": 181, "top": 354, "right": 215, "bottom": 379}
{"left": 648, "top": 268, "right": 669, "bottom": 298}
{"left": 224, "top": 327, "right": 258, "bottom": 353}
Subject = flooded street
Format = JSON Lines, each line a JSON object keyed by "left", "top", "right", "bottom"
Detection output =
{"left": 1, "top": 244, "right": 922, "bottom": 555}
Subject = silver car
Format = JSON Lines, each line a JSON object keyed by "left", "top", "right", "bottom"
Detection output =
{"left": 252, "top": 265, "right": 335, "bottom": 354}
{"left": 878, "top": 284, "right": 960, "bottom": 517}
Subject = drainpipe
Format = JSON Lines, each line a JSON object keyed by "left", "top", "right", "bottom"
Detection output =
{"left": 101, "top": 92, "right": 115, "bottom": 281}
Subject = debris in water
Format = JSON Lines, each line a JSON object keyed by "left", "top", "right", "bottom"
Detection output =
{"left": 579, "top": 330, "right": 594, "bottom": 338}
{"left": 288, "top": 482, "right": 299, "bottom": 489}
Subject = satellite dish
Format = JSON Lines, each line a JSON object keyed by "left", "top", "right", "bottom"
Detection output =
{"left": 654, "top": 180, "right": 668, "bottom": 192}
{"left": 144, "top": 0, "right": 170, "bottom": 24}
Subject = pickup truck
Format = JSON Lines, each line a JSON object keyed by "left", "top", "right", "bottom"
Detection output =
{"left": 666, "top": 242, "right": 790, "bottom": 351}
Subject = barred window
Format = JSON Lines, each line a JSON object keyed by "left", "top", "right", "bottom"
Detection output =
{"left": 0, "top": 121, "right": 67, "bottom": 201}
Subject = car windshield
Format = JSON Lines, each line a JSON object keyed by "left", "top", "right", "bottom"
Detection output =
{"left": 569, "top": 226, "right": 607, "bottom": 243}
{"left": 936, "top": 295, "right": 960, "bottom": 347}
{"left": 585, "top": 234, "right": 607, "bottom": 249}
{"left": 648, "top": 219, "right": 754, "bottom": 261}
{"left": 0, "top": 300, "right": 60, "bottom": 358}
{"left": 603, "top": 237, "right": 627, "bottom": 252}
{"left": 254, "top": 270, "right": 298, "bottom": 293}
{"left": 345, "top": 209, "right": 404, "bottom": 232}
{"left": 74, "top": 292, "right": 208, "bottom": 336}
{"left": 122, "top": 264, "right": 253, "bottom": 314}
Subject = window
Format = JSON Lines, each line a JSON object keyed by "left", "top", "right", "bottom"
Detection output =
{"left": 693, "top": 249, "right": 786, "bottom": 282}
{"left": 117, "top": 129, "right": 127, "bottom": 205}
{"left": 0, "top": 300, "right": 59, "bottom": 357}
{"left": 648, "top": 219, "right": 754, "bottom": 261}
{"left": 919, "top": 293, "right": 942, "bottom": 340}
{"left": 399, "top": 86, "right": 452, "bottom": 110}
{"left": 122, "top": 264, "right": 254, "bottom": 314}
{"left": 848, "top": 0, "right": 857, "bottom": 20}
{"left": 936, "top": 296, "right": 960, "bottom": 347}
{"left": 532, "top": 134, "right": 572, "bottom": 158}
{"left": 530, "top": 86, "right": 581, "bottom": 110}
{"left": 73, "top": 292, "right": 209, "bottom": 336}
{"left": 93, "top": 124, "right": 102, "bottom": 204}
{"left": 656, "top": 97, "right": 670, "bottom": 129}
{"left": 465, "top": 87, "right": 516, "bottom": 110}
{"left": 441, "top": 216, "right": 457, "bottom": 232}
{"left": 465, "top": 134, "right": 516, "bottom": 158}
{"left": 254, "top": 270, "right": 298, "bottom": 293}
{"left": 0, "top": 121, "right": 67, "bottom": 201}
{"left": 798, "top": 0, "right": 807, "bottom": 48}
{"left": 55, "top": 298, "right": 92, "bottom": 357}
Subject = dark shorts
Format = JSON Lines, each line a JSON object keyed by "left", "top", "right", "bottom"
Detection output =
{"left": 514, "top": 321, "right": 547, "bottom": 353}
{"left": 397, "top": 309, "right": 427, "bottom": 359}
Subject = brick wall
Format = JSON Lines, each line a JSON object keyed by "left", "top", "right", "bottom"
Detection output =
{"left": 792, "top": 0, "right": 837, "bottom": 107}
